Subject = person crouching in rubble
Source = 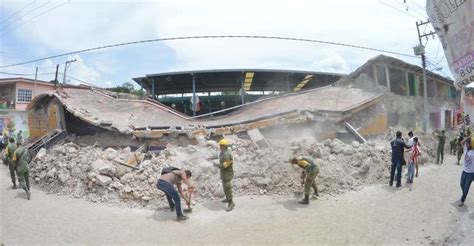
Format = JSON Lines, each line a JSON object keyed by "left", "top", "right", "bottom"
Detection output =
{"left": 290, "top": 156, "right": 320, "bottom": 204}
{"left": 156, "top": 168, "right": 194, "bottom": 221}
{"left": 213, "top": 139, "right": 235, "bottom": 211}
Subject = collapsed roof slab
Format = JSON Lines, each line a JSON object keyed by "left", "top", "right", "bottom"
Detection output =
{"left": 28, "top": 86, "right": 382, "bottom": 138}
{"left": 200, "top": 86, "right": 382, "bottom": 127}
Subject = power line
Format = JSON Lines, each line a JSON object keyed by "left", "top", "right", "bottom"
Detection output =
{"left": 61, "top": 73, "right": 98, "bottom": 87}
{"left": 378, "top": 0, "right": 424, "bottom": 21}
{"left": 0, "top": 0, "right": 50, "bottom": 32}
{"left": 2, "top": 0, "right": 70, "bottom": 35}
{"left": 410, "top": 0, "right": 427, "bottom": 13}
{"left": 0, "top": 35, "right": 419, "bottom": 69}
{"left": 390, "top": 0, "right": 428, "bottom": 19}
{"left": 0, "top": 0, "right": 36, "bottom": 26}
{"left": 0, "top": 71, "right": 55, "bottom": 76}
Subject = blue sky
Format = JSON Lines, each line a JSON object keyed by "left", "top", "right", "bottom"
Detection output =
{"left": 0, "top": 0, "right": 451, "bottom": 88}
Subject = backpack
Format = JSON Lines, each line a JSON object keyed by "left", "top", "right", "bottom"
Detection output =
{"left": 161, "top": 166, "right": 180, "bottom": 175}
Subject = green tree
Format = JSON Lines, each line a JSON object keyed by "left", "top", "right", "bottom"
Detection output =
{"left": 107, "top": 82, "right": 143, "bottom": 96}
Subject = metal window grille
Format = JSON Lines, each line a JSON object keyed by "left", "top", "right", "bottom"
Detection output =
{"left": 17, "top": 89, "right": 32, "bottom": 103}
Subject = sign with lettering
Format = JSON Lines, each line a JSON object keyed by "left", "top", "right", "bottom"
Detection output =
{"left": 426, "top": 0, "right": 474, "bottom": 90}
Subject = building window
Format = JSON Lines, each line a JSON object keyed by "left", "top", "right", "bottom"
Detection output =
{"left": 449, "top": 86, "right": 458, "bottom": 99}
{"left": 17, "top": 89, "right": 33, "bottom": 103}
{"left": 375, "top": 65, "right": 387, "bottom": 87}
{"left": 389, "top": 68, "right": 407, "bottom": 96}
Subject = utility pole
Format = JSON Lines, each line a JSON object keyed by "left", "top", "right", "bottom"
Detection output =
{"left": 62, "top": 58, "right": 77, "bottom": 84}
{"left": 414, "top": 20, "right": 437, "bottom": 132}
{"left": 54, "top": 64, "right": 59, "bottom": 89}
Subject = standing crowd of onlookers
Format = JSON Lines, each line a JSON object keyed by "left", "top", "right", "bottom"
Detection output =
{"left": 390, "top": 115, "right": 474, "bottom": 206}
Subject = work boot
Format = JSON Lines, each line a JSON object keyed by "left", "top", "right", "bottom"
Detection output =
{"left": 298, "top": 195, "right": 309, "bottom": 204}
{"left": 12, "top": 184, "right": 17, "bottom": 189}
{"left": 226, "top": 200, "right": 235, "bottom": 212}
{"left": 26, "top": 190, "right": 31, "bottom": 200}
{"left": 221, "top": 198, "right": 229, "bottom": 203}
{"left": 169, "top": 205, "right": 175, "bottom": 212}
{"left": 177, "top": 215, "right": 189, "bottom": 221}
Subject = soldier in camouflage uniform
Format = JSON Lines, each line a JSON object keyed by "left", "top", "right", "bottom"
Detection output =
{"left": 214, "top": 139, "right": 235, "bottom": 211}
{"left": 290, "top": 156, "right": 320, "bottom": 204}
{"left": 13, "top": 143, "right": 31, "bottom": 200}
{"left": 5, "top": 137, "right": 17, "bottom": 189}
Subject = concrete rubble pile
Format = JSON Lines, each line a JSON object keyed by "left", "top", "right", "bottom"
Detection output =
{"left": 29, "top": 130, "right": 441, "bottom": 210}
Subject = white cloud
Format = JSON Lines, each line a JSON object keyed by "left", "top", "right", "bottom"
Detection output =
{"left": 2, "top": 0, "right": 451, "bottom": 84}
{"left": 311, "top": 55, "right": 351, "bottom": 74}
{"left": 65, "top": 55, "right": 114, "bottom": 87}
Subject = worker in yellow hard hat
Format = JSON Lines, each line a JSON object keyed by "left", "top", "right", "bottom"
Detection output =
{"left": 214, "top": 138, "right": 235, "bottom": 211}
{"left": 290, "top": 156, "right": 320, "bottom": 204}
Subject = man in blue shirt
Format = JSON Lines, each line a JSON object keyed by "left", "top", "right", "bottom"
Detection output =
{"left": 390, "top": 131, "right": 409, "bottom": 187}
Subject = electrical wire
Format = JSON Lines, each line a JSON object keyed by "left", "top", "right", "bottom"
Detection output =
{"left": 390, "top": 0, "right": 428, "bottom": 20}
{"left": 0, "top": 0, "right": 36, "bottom": 26}
{"left": 378, "top": 0, "right": 424, "bottom": 21}
{"left": 2, "top": 0, "right": 70, "bottom": 36}
{"left": 0, "top": 71, "right": 56, "bottom": 77}
{"left": 410, "top": 0, "right": 427, "bottom": 13}
{"left": 0, "top": 35, "right": 419, "bottom": 69}
{"left": 0, "top": 0, "right": 50, "bottom": 32}
{"left": 61, "top": 73, "right": 97, "bottom": 87}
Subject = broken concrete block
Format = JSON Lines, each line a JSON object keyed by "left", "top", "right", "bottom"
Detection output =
{"left": 359, "top": 164, "right": 370, "bottom": 174}
{"left": 136, "top": 173, "right": 147, "bottom": 182}
{"left": 91, "top": 159, "right": 116, "bottom": 177}
{"left": 58, "top": 172, "right": 70, "bottom": 184}
{"left": 315, "top": 147, "right": 323, "bottom": 158}
{"left": 36, "top": 148, "right": 47, "bottom": 159}
{"left": 124, "top": 185, "right": 132, "bottom": 193}
{"left": 96, "top": 175, "right": 112, "bottom": 186}
{"left": 110, "top": 181, "right": 124, "bottom": 190}
{"left": 39, "top": 170, "right": 47, "bottom": 180}
{"left": 351, "top": 141, "right": 360, "bottom": 148}
{"left": 87, "top": 171, "right": 97, "bottom": 180}
{"left": 45, "top": 167, "right": 57, "bottom": 179}
{"left": 67, "top": 147, "right": 77, "bottom": 154}
{"left": 71, "top": 166, "right": 82, "bottom": 178}
{"left": 115, "top": 165, "right": 129, "bottom": 178}
{"left": 120, "top": 173, "right": 134, "bottom": 183}
{"left": 132, "top": 191, "right": 143, "bottom": 199}
{"left": 141, "top": 196, "right": 152, "bottom": 201}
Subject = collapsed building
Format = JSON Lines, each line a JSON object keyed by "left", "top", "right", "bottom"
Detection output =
{"left": 27, "top": 55, "right": 459, "bottom": 148}
{"left": 22, "top": 54, "right": 461, "bottom": 209}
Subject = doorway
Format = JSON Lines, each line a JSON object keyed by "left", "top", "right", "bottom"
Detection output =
{"left": 445, "top": 110, "right": 452, "bottom": 129}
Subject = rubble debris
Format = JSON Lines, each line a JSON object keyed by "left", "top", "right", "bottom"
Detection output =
{"left": 247, "top": 128, "right": 273, "bottom": 150}
{"left": 29, "top": 128, "right": 442, "bottom": 210}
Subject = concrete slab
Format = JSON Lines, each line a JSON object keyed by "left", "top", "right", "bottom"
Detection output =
{"left": 29, "top": 86, "right": 382, "bottom": 136}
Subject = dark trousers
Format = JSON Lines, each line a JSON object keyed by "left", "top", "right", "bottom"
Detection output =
{"left": 156, "top": 179, "right": 183, "bottom": 217}
{"left": 460, "top": 171, "right": 474, "bottom": 203}
{"left": 17, "top": 170, "right": 30, "bottom": 191}
{"left": 436, "top": 148, "right": 444, "bottom": 163}
{"left": 390, "top": 161, "right": 402, "bottom": 186}
{"left": 8, "top": 161, "right": 16, "bottom": 185}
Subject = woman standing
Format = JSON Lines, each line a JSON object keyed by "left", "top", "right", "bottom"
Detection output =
{"left": 458, "top": 136, "right": 474, "bottom": 206}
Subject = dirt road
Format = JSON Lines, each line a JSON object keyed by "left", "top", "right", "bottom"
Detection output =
{"left": 1, "top": 155, "right": 473, "bottom": 245}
